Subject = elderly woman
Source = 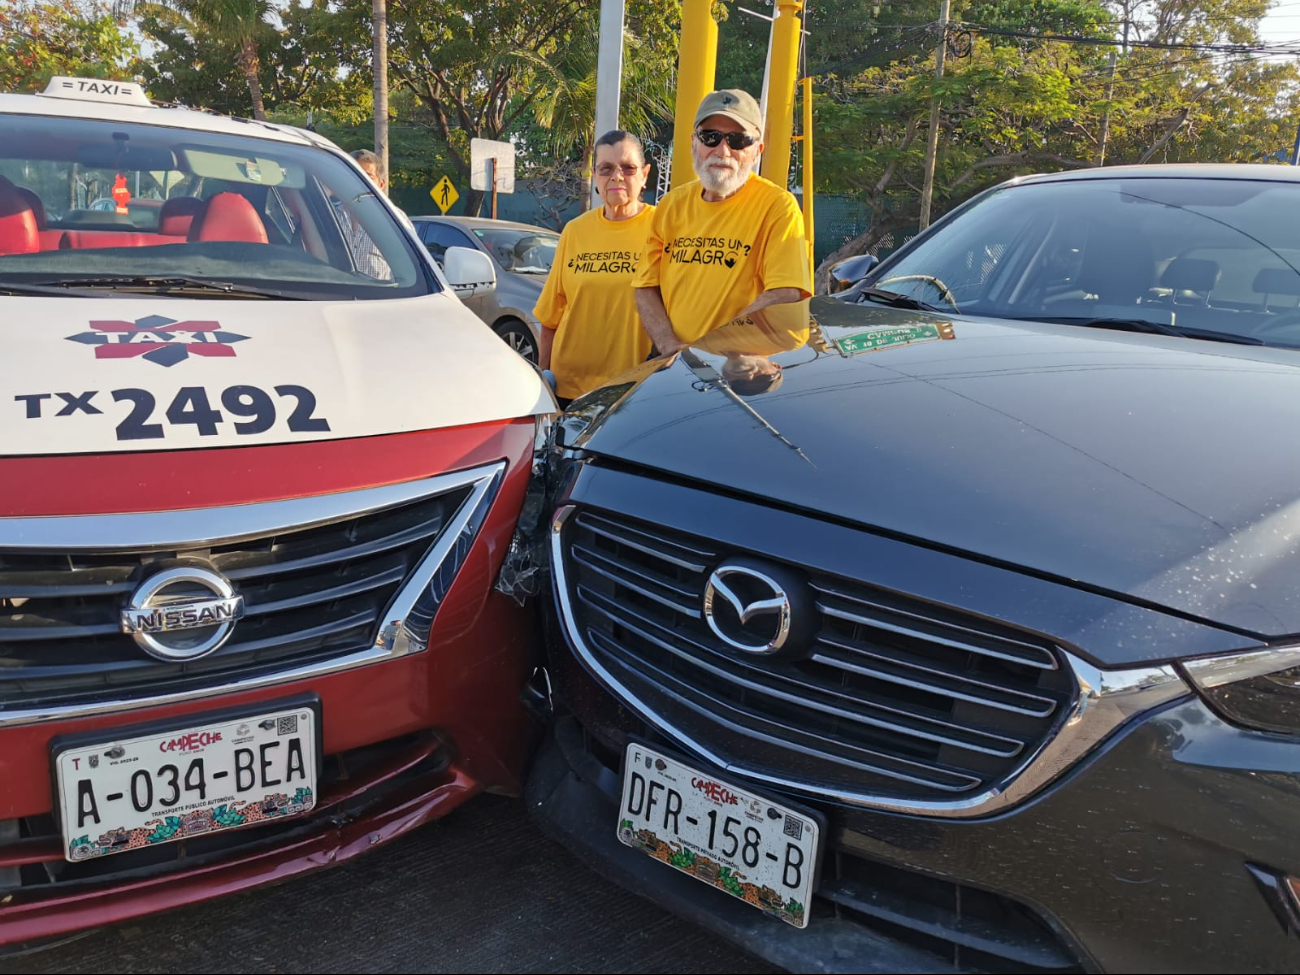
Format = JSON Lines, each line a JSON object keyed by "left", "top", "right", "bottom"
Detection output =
{"left": 534, "top": 130, "right": 655, "bottom": 406}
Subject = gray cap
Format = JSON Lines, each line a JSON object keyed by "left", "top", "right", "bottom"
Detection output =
{"left": 694, "top": 89, "right": 763, "bottom": 138}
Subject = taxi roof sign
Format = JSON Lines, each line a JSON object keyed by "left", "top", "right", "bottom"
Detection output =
{"left": 42, "top": 77, "right": 152, "bottom": 107}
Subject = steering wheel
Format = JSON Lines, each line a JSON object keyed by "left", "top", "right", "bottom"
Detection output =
{"left": 877, "top": 274, "right": 961, "bottom": 312}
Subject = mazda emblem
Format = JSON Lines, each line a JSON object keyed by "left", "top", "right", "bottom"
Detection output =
{"left": 703, "top": 564, "right": 793, "bottom": 655}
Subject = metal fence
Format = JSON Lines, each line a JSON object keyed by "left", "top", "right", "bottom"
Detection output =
{"left": 394, "top": 182, "right": 883, "bottom": 268}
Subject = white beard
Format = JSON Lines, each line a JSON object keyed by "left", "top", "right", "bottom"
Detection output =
{"left": 694, "top": 157, "right": 751, "bottom": 198}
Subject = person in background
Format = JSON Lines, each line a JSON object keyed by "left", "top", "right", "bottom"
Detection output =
{"left": 350, "top": 149, "right": 412, "bottom": 229}
{"left": 534, "top": 130, "right": 656, "bottom": 407}
{"left": 634, "top": 88, "right": 811, "bottom": 356}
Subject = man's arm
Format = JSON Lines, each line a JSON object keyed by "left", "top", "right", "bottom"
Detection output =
{"left": 539, "top": 325, "right": 556, "bottom": 371}
{"left": 637, "top": 287, "right": 686, "bottom": 356}
{"left": 737, "top": 287, "right": 806, "bottom": 318}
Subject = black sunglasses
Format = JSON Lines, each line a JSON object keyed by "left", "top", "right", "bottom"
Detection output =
{"left": 695, "top": 129, "right": 758, "bottom": 151}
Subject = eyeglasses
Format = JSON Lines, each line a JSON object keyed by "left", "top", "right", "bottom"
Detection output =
{"left": 695, "top": 129, "right": 758, "bottom": 151}
{"left": 595, "top": 163, "right": 641, "bottom": 178}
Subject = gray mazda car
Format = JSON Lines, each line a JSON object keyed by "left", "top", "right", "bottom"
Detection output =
{"left": 411, "top": 214, "right": 558, "bottom": 362}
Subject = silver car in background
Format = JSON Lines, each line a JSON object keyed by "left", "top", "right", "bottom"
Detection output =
{"left": 412, "top": 215, "right": 559, "bottom": 362}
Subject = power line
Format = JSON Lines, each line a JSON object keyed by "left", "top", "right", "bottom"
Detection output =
{"left": 956, "top": 22, "right": 1300, "bottom": 56}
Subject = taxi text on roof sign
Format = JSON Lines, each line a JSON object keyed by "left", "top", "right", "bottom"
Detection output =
{"left": 41, "top": 76, "right": 152, "bottom": 107}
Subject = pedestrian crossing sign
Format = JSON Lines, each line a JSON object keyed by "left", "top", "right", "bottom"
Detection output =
{"left": 430, "top": 175, "right": 459, "bottom": 214}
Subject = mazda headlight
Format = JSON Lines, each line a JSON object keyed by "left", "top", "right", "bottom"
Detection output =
{"left": 1183, "top": 647, "right": 1300, "bottom": 736}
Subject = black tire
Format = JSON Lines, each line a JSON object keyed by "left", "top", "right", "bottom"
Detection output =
{"left": 494, "top": 318, "right": 539, "bottom": 363}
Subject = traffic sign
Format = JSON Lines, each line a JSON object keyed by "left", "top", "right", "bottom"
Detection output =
{"left": 470, "top": 139, "right": 515, "bottom": 193}
{"left": 430, "top": 175, "right": 459, "bottom": 214}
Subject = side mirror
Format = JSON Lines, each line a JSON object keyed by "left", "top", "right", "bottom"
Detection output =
{"left": 829, "top": 253, "right": 879, "bottom": 293}
{"left": 444, "top": 245, "right": 496, "bottom": 298}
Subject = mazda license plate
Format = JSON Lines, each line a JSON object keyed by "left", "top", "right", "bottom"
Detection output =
{"left": 617, "top": 743, "right": 820, "bottom": 928}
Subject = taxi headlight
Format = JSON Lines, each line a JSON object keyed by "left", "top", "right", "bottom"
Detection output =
{"left": 1182, "top": 647, "right": 1300, "bottom": 736}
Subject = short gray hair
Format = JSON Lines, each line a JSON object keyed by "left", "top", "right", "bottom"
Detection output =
{"left": 350, "top": 149, "right": 381, "bottom": 169}
{"left": 593, "top": 130, "right": 646, "bottom": 166}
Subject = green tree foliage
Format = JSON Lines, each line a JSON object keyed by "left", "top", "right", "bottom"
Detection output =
{"left": 811, "top": 0, "right": 1300, "bottom": 283}
{"left": 0, "top": 0, "right": 139, "bottom": 93}
{"left": 382, "top": 0, "right": 680, "bottom": 215}
{"left": 140, "top": 0, "right": 371, "bottom": 121}
{"left": 133, "top": 0, "right": 274, "bottom": 118}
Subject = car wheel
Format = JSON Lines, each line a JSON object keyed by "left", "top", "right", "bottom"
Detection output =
{"left": 494, "top": 318, "right": 538, "bottom": 363}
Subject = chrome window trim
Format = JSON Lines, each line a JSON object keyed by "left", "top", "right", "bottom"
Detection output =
{"left": 551, "top": 504, "right": 1191, "bottom": 819}
{"left": 0, "top": 462, "right": 505, "bottom": 727}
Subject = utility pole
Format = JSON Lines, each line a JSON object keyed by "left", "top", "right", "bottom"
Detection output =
{"left": 373, "top": 0, "right": 389, "bottom": 185}
{"left": 591, "top": 0, "right": 627, "bottom": 209}
{"left": 917, "top": 0, "right": 950, "bottom": 232}
{"left": 1098, "top": 48, "right": 1117, "bottom": 167}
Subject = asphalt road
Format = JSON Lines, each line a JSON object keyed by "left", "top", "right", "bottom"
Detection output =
{"left": 0, "top": 795, "right": 781, "bottom": 975}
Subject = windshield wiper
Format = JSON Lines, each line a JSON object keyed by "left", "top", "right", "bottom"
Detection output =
{"left": 1027, "top": 316, "right": 1265, "bottom": 346}
{"left": 0, "top": 281, "right": 107, "bottom": 298}
{"left": 854, "top": 287, "right": 939, "bottom": 312}
{"left": 17, "top": 275, "right": 304, "bottom": 300}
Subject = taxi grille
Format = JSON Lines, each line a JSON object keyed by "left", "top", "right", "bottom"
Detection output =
{"left": 0, "top": 485, "right": 473, "bottom": 710}
{"left": 561, "top": 508, "right": 1077, "bottom": 803}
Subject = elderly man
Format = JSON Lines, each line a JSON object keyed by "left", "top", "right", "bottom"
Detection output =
{"left": 633, "top": 88, "right": 811, "bottom": 355}
{"left": 350, "top": 148, "right": 413, "bottom": 229}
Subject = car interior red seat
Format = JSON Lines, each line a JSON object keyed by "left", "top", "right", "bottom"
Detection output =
{"left": 0, "top": 176, "right": 39, "bottom": 255}
{"left": 158, "top": 196, "right": 205, "bottom": 238}
{"left": 14, "top": 186, "right": 64, "bottom": 250}
{"left": 189, "top": 192, "right": 268, "bottom": 243}
{"left": 13, "top": 186, "right": 44, "bottom": 225}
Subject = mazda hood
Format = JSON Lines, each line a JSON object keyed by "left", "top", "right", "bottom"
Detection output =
{"left": 565, "top": 298, "right": 1300, "bottom": 637}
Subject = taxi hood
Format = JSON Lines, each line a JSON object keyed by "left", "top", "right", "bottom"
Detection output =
{"left": 0, "top": 292, "right": 551, "bottom": 457}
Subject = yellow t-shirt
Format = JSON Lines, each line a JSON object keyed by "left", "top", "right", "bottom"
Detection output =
{"left": 533, "top": 205, "right": 655, "bottom": 400}
{"left": 632, "top": 173, "right": 811, "bottom": 344}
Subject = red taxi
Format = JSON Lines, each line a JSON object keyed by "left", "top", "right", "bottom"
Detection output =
{"left": 0, "top": 77, "right": 552, "bottom": 943}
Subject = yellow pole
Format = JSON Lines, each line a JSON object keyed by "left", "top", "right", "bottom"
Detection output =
{"left": 671, "top": 0, "right": 719, "bottom": 189}
{"left": 800, "top": 76, "right": 814, "bottom": 272}
{"left": 760, "top": 0, "right": 803, "bottom": 190}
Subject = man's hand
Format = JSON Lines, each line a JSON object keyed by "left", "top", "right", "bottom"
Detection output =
{"left": 637, "top": 287, "right": 687, "bottom": 356}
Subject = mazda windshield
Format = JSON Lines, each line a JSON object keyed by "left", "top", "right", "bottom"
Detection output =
{"left": 864, "top": 174, "right": 1300, "bottom": 347}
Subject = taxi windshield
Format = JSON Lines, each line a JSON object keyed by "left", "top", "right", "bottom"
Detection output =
{"left": 0, "top": 113, "right": 433, "bottom": 300}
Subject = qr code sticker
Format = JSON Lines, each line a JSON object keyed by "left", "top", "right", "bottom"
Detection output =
{"left": 277, "top": 715, "right": 299, "bottom": 736}
{"left": 783, "top": 815, "right": 804, "bottom": 841}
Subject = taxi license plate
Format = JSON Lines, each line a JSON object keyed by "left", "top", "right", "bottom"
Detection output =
{"left": 54, "top": 703, "right": 318, "bottom": 862}
{"left": 617, "top": 743, "right": 820, "bottom": 928}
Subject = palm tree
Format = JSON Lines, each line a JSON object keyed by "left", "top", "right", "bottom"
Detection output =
{"left": 132, "top": 0, "right": 273, "bottom": 119}
{"left": 518, "top": 25, "right": 675, "bottom": 208}
{"left": 372, "top": 0, "right": 388, "bottom": 184}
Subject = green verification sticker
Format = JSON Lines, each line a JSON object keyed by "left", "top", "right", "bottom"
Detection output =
{"left": 833, "top": 322, "right": 955, "bottom": 355}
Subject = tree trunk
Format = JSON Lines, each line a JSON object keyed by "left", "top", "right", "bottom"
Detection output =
{"left": 373, "top": 0, "right": 389, "bottom": 183}
{"left": 239, "top": 37, "right": 267, "bottom": 121}
{"left": 580, "top": 143, "right": 594, "bottom": 212}
{"left": 239, "top": 38, "right": 266, "bottom": 121}
{"left": 463, "top": 188, "right": 485, "bottom": 218}
{"left": 812, "top": 220, "right": 911, "bottom": 294}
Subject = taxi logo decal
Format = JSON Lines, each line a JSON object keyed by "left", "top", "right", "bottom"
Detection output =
{"left": 66, "top": 315, "right": 250, "bottom": 367}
